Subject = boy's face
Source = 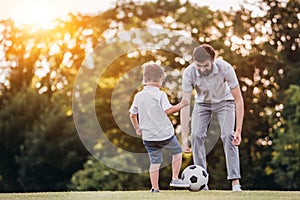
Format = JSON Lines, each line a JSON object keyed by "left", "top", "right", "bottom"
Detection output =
{"left": 196, "top": 59, "right": 213, "bottom": 76}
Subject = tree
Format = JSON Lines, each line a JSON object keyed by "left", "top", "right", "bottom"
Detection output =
{"left": 0, "top": 83, "right": 88, "bottom": 192}
{"left": 68, "top": 155, "right": 149, "bottom": 191}
{"left": 15, "top": 91, "right": 87, "bottom": 191}
{"left": 271, "top": 85, "right": 300, "bottom": 189}
{"left": 0, "top": 85, "right": 46, "bottom": 191}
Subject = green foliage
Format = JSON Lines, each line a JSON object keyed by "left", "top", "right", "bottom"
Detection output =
{"left": 0, "top": 85, "right": 43, "bottom": 191}
{"left": 68, "top": 156, "right": 149, "bottom": 191}
{"left": 271, "top": 85, "right": 300, "bottom": 189}
{"left": 16, "top": 95, "right": 87, "bottom": 191}
{"left": 0, "top": 84, "right": 88, "bottom": 192}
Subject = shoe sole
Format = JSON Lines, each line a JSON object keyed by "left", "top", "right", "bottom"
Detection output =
{"left": 150, "top": 189, "right": 160, "bottom": 192}
{"left": 170, "top": 184, "right": 190, "bottom": 187}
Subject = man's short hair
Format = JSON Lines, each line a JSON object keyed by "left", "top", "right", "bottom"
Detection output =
{"left": 193, "top": 44, "right": 216, "bottom": 62}
{"left": 142, "top": 63, "right": 165, "bottom": 84}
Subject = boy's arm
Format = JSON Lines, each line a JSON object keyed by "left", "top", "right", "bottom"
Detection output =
{"left": 165, "top": 98, "right": 189, "bottom": 115}
{"left": 129, "top": 113, "right": 142, "bottom": 135}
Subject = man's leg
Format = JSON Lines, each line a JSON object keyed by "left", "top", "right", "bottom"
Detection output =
{"left": 216, "top": 101, "right": 241, "bottom": 185}
{"left": 191, "top": 103, "right": 212, "bottom": 169}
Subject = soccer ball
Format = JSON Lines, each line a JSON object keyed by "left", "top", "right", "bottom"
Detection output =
{"left": 181, "top": 165, "right": 209, "bottom": 191}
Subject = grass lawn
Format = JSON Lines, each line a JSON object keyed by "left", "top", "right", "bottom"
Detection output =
{"left": 0, "top": 190, "right": 299, "bottom": 200}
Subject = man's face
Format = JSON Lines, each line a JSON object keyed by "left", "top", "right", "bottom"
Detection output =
{"left": 196, "top": 59, "right": 213, "bottom": 76}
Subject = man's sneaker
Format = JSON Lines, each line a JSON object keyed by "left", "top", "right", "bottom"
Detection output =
{"left": 150, "top": 188, "right": 160, "bottom": 193}
{"left": 232, "top": 184, "right": 242, "bottom": 192}
{"left": 169, "top": 179, "right": 190, "bottom": 188}
{"left": 203, "top": 185, "right": 209, "bottom": 191}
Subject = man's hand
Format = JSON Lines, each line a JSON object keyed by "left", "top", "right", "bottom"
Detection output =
{"left": 232, "top": 131, "right": 242, "bottom": 146}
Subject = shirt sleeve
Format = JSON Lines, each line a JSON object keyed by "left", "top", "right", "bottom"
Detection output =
{"left": 182, "top": 67, "right": 194, "bottom": 93}
{"left": 160, "top": 92, "right": 173, "bottom": 111}
{"left": 223, "top": 61, "right": 239, "bottom": 89}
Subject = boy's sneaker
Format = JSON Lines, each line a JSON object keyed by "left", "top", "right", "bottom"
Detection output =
{"left": 169, "top": 179, "right": 190, "bottom": 188}
{"left": 150, "top": 188, "right": 160, "bottom": 193}
{"left": 232, "top": 184, "right": 242, "bottom": 192}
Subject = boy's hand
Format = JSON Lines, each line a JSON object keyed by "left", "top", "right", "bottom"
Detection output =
{"left": 135, "top": 128, "right": 142, "bottom": 136}
{"left": 180, "top": 98, "right": 190, "bottom": 108}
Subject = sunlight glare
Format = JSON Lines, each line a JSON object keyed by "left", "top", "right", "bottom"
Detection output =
{"left": 14, "top": 0, "right": 57, "bottom": 28}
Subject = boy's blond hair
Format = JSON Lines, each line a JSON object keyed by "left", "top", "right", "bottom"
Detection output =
{"left": 142, "top": 63, "right": 165, "bottom": 84}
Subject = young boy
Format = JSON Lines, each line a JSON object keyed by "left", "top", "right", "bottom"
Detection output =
{"left": 129, "top": 63, "right": 190, "bottom": 192}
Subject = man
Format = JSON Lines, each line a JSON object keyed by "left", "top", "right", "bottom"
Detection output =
{"left": 180, "top": 44, "right": 244, "bottom": 191}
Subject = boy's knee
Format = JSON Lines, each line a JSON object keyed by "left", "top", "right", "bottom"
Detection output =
{"left": 149, "top": 163, "right": 161, "bottom": 172}
{"left": 172, "top": 152, "right": 182, "bottom": 159}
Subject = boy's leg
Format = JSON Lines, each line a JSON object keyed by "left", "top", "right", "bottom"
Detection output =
{"left": 170, "top": 152, "right": 189, "bottom": 187}
{"left": 162, "top": 136, "right": 183, "bottom": 180}
{"left": 149, "top": 163, "right": 161, "bottom": 190}
{"left": 171, "top": 153, "right": 182, "bottom": 180}
{"left": 143, "top": 140, "right": 163, "bottom": 191}
{"left": 163, "top": 137, "right": 190, "bottom": 187}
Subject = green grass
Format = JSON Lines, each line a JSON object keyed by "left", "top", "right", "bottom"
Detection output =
{"left": 0, "top": 190, "right": 299, "bottom": 200}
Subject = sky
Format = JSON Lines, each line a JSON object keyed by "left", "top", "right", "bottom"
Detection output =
{"left": 0, "top": 0, "right": 243, "bottom": 25}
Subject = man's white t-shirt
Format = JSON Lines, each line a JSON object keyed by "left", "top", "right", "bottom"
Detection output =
{"left": 129, "top": 86, "right": 174, "bottom": 141}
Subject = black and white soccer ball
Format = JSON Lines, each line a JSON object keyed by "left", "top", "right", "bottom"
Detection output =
{"left": 181, "top": 165, "right": 209, "bottom": 191}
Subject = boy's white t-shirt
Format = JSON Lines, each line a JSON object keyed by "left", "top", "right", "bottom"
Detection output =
{"left": 129, "top": 86, "right": 174, "bottom": 141}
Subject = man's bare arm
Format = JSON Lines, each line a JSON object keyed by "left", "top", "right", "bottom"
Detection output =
{"left": 180, "top": 91, "right": 192, "bottom": 153}
{"left": 231, "top": 86, "right": 244, "bottom": 146}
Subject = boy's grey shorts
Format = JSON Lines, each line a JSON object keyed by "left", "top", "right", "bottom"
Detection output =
{"left": 143, "top": 135, "right": 182, "bottom": 164}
